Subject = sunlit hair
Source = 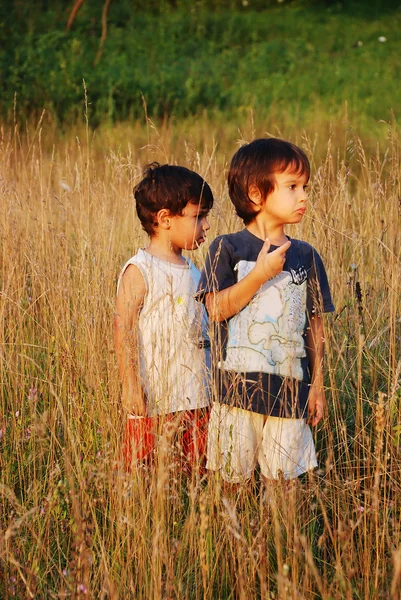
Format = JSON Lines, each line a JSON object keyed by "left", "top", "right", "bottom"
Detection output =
{"left": 228, "top": 138, "right": 310, "bottom": 225}
{"left": 134, "top": 162, "right": 214, "bottom": 236}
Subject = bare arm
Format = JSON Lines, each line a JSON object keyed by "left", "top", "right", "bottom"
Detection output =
{"left": 113, "top": 264, "right": 147, "bottom": 416}
{"left": 205, "top": 238, "right": 291, "bottom": 322}
{"left": 306, "top": 313, "right": 325, "bottom": 426}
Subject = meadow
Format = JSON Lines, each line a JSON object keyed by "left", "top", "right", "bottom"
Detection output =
{"left": 0, "top": 110, "right": 400, "bottom": 599}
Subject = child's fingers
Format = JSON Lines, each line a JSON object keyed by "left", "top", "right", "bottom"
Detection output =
{"left": 268, "top": 240, "right": 291, "bottom": 268}
{"left": 262, "top": 237, "right": 271, "bottom": 253}
{"left": 274, "top": 239, "right": 291, "bottom": 256}
{"left": 311, "top": 413, "right": 322, "bottom": 427}
{"left": 308, "top": 412, "right": 318, "bottom": 427}
{"left": 309, "top": 403, "right": 324, "bottom": 426}
{"left": 260, "top": 238, "right": 290, "bottom": 257}
{"left": 256, "top": 238, "right": 291, "bottom": 280}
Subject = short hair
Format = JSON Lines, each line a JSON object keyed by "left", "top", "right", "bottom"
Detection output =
{"left": 228, "top": 138, "right": 310, "bottom": 225}
{"left": 134, "top": 162, "right": 214, "bottom": 236}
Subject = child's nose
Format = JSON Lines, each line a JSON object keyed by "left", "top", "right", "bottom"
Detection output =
{"left": 203, "top": 217, "right": 210, "bottom": 230}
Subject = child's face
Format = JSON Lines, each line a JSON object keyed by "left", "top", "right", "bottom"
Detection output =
{"left": 261, "top": 168, "right": 308, "bottom": 225}
{"left": 169, "top": 202, "right": 210, "bottom": 251}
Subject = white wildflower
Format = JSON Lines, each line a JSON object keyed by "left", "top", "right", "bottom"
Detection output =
{"left": 60, "top": 181, "right": 72, "bottom": 192}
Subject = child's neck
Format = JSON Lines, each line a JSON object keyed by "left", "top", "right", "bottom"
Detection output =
{"left": 145, "top": 238, "right": 186, "bottom": 265}
{"left": 246, "top": 219, "right": 288, "bottom": 247}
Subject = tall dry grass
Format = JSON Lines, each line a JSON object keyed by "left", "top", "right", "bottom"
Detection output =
{"left": 0, "top": 114, "right": 400, "bottom": 599}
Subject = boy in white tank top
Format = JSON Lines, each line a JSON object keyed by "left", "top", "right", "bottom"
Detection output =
{"left": 114, "top": 163, "right": 214, "bottom": 471}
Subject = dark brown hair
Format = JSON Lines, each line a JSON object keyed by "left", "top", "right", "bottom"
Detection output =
{"left": 134, "top": 162, "right": 214, "bottom": 236}
{"left": 228, "top": 138, "right": 310, "bottom": 225}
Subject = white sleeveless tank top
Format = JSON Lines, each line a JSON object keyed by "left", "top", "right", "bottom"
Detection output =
{"left": 118, "top": 249, "right": 210, "bottom": 416}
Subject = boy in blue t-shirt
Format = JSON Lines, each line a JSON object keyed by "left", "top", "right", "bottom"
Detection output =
{"left": 197, "top": 138, "right": 334, "bottom": 483}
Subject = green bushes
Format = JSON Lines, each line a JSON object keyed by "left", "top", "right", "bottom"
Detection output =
{"left": 0, "top": 2, "right": 400, "bottom": 125}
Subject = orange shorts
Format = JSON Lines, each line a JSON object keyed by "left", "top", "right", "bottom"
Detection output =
{"left": 123, "top": 408, "right": 209, "bottom": 471}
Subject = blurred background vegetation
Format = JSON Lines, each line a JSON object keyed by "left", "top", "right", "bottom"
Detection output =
{"left": 1, "top": 0, "right": 400, "bottom": 134}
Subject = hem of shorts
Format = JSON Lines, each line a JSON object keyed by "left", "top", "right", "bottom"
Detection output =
{"left": 206, "top": 464, "right": 254, "bottom": 484}
{"left": 206, "top": 461, "right": 318, "bottom": 483}
{"left": 261, "top": 462, "right": 318, "bottom": 481}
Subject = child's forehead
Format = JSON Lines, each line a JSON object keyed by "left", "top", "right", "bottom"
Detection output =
{"left": 274, "top": 166, "right": 309, "bottom": 182}
{"left": 183, "top": 201, "right": 209, "bottom": 215}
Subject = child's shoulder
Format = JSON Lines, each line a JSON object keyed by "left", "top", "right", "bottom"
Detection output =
{"left": 210, "top": 229, "right": 248, "bottom": 243}
{"left": 209, "top": 229, "right": 259, "bottom": 251}
{"left": 118, "top": 249, "right": 147, "bottom": 277}
{"left": 289, "top": 238, "right": 332, "bottom": 282}
{"left": 289, "top": 237, "right": 322, "bottom": 260}
{"left": 206, "top": 229, "right": 258, "bottom": 264}
{"left": 121, "top": 248, "right": 145, "bottom": 267}
{"left": 116, "top": 250, "right": 148, "bottom": 297}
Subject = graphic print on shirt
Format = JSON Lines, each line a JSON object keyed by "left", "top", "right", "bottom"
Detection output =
{"left": 223, "top": 260, "right": 307, "bottom": 380}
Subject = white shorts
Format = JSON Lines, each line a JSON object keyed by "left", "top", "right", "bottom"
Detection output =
{"left": 207, "top": 403, "right": 317, "bottom": 483}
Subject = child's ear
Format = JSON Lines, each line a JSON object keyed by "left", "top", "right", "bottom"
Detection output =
{"left": 248, "top": 184, "right": 262, "bottom": 206}
{"left": 157, "top": 209, "right": 172, "bottom": 229}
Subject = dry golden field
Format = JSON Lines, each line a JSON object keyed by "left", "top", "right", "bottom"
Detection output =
{"left": 1, "top": 112, "right": 401, "bottom": 599}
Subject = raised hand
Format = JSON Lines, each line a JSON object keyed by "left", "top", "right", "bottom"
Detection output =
{"left": 205, "top": 238, "right": 291, "bottom": 322}
{"left": 254, "top": 238, "right": 291, "bottom": 283}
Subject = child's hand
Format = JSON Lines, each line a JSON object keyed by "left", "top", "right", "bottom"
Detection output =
{"left": 307, "top": 385, "right": 326, "bottom": 426}
{"left": 254, "top": 238, "right": 291, "bottom": 282}
{"left": 123, "top": 389, "right": 147, "bottom": 418}
{"left": 130, "top": 395, "right": 147, "bottom": 417}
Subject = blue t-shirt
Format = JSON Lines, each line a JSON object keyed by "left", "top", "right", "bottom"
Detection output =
{"left": 197, "top": 229, "right": 335, "bottom": 418}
